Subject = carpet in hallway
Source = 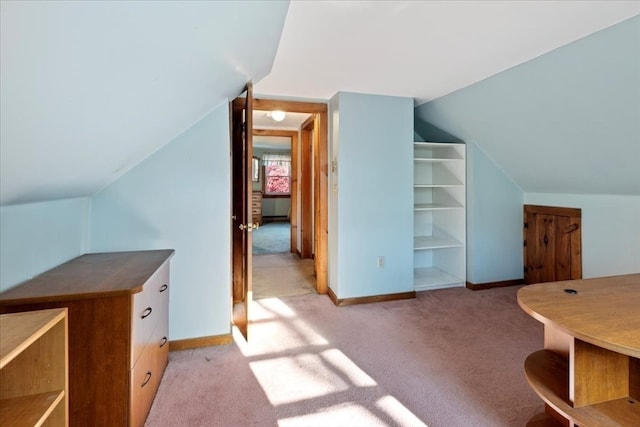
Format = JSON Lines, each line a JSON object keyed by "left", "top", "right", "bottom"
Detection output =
{"left": 253, "top": 221, "right": 290, "bottom": 255}
{"left": 253, "top": 253, "right": 316, "bottom": 299}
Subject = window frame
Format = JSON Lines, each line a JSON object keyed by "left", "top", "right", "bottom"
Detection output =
{"left": 262, "top": 161, "right": 291, "bottom": 197}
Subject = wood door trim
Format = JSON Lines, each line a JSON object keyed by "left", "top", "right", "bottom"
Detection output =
{"left": 300, "top": 123, "right": 312, "bottom": 259}
{"left": 254, "top": 99, "right": 326, "bottom": 114}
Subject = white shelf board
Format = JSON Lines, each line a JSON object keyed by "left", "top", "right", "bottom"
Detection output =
{"left": 413, "top": 267, "right": 464, "bottom": 291}
{"left": 414, "top": 235, "right": 463, "bottom": 250}
{"left": 414, "top": 183, "right": 463, "bottom": 188}
{"left": 414, "top": 157, "right": 460, "bottom": 162}
{"left": 414, "top": 202, "right": 463, "bottom": 210}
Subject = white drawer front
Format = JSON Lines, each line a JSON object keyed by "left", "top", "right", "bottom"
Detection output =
{"left": 131, "top": 261, "right": 169, "bottom": 367}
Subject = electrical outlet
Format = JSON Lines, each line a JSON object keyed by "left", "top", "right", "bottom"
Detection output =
{"left": 377, "top": 256, "right": 384, "bottom": 269}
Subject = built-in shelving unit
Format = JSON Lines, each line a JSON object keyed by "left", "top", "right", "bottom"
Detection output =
{"left": 0, "top": 308, "right": 68, "bottom": 426}
{"left": 413, "top": 142, "right": 466, "bottom": 291}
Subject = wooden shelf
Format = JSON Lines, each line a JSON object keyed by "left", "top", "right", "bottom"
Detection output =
{"left": 526, "top": 412, "right": 565, "bottom": 427}
{"left": 0, "top": 308, "right": 68, "bottom": 427}
{"left": 1, "top": 390, "right": 65, "bottom": 426}
{"left": 525, "top": 349, "right": 640, "bottom": 426}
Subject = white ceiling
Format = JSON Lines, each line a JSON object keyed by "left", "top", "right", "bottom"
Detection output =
{"left": 2, "top": 1, "right": 639, "bottom": 206}
{"left": 253, "top": 136, "right": 292, "bottom": 151}
{"left": 255, "top": 1, "right": 640, "bottom": 105}
{"left": 253, "top": 110, "right": 311, "bottom": 130}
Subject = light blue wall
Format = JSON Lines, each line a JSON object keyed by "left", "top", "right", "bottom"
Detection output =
{"left": 0, "top": 197, "right": 90, "bottom": 291}
{"left": 525, "top": 193, "right": 640, "bottom": 278}
{"left": 466, "top": 143, "right": 523, "bottom": 283}
{"left": 329, "top": 92, "right": 414, "bottom": 298}
{"left": 90, "top": 103, "right": 231, "bottom": 340}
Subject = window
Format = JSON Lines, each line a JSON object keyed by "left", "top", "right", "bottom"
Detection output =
{"left": 263, "top": 154, "right": 291, "bottom": 195}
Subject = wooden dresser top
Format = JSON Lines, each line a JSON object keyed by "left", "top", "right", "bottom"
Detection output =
{"left": 0, "top": 249, "right": 174, "bottom": 305}
{"left": 518, "top": 273, "right": 640, "bottom": 358}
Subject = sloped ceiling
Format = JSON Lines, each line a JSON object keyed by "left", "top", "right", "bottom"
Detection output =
{"left": 0, "top": 1, "right": 289, "bottom": 206}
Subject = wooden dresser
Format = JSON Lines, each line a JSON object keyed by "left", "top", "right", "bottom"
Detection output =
{"left": 252, "top": 191, "right": 263, "bottom": 225}
{"left": 0, "top": 249, "right": 174, "bottom": 427}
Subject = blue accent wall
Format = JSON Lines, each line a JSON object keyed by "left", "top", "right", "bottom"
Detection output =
{"left": 0, "top": 197, "right": 90, "bottom": 291}
{"left": 466, "top": 143, "right": 523, "bottom": 283}
{"left": 329, "top": 92, "right": 414, "bottom": 298}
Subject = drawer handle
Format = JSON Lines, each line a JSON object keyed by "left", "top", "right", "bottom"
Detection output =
{"left": 160, "top": 336, "right": 168, "bottom": 348}
{"left": 159, "top": 284, "right": 168, "bottom": 292}
{"left": 141, "top": 371, "right": 152, "bottom": 388}
{"left": 141, "top": 307, "right": 153, "bottom": 319}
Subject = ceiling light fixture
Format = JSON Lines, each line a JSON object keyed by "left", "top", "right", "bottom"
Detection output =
{"left": 271, "top": 110, "right": 286, "bottom": 122}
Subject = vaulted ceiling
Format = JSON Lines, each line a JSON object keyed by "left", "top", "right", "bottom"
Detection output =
{"left": 2, "top": 1, "right": 639, "bottom": 206}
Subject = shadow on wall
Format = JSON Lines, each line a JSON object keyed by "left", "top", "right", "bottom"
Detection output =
{"left": 414, "top": 117, "right": 464, "bottom": 143}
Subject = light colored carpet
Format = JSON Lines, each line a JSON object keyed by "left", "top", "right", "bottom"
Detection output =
{"left": 253, "top": 253, "right": 317, "bottom": 300}
{"left": 146, "top": 286, "right": 544, "bottom": 426}
{"left": 253, "top": 221, "right": 290, "bottom": 255}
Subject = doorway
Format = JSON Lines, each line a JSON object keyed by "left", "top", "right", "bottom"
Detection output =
{"left": 251, "top": 127, "right": 315, "bottom": 299}
{"left": 231, "top": 95, "right": 329, "bottom": 338}
{"left": 250, "top": 98, "right": 329, "bottom": 296}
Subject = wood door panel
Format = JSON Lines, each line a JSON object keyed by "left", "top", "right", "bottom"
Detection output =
{"left": 555, "top": 215, "right": 573, "bottom": 281}
{"left": 231, "top": 82, "right": 253, "bottom": 341}
{"left": 524, "top": 205, "right": 582, "bottom": 285}
{"left": 537, "top": 214, "right": 556, "bottom": 283}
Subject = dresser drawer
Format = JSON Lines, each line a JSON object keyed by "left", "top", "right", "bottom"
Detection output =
{"left": 131, "top": 261, "right": 170, "bottom": 366}
{"left": 129, "top": 343, "right": 156, "bottom": 427}
{"left": 129, "top": 322, "right": 168, "bottom": 427}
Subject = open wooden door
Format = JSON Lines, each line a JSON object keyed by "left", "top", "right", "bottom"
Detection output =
{"left": 231, "top": 83, "right": 254, "bottom": 341}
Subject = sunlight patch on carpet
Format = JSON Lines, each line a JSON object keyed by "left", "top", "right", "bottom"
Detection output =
{"left": 376, "top": 395, "right": 429, "bottom": 427}
{"left": 320, "top": 349, "right": 376, "bottom": 387}
{"left": 277, "top": 402, "right": 387, "bottom": 427}
{"left": 236, "top": 297, "right": 427, "bottom": 427}
{"left": 249, "top": 353, "right": 352, "bottom": 405}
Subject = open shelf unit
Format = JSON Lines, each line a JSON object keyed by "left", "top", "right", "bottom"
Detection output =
{"left": 524, "top": 349, "right": 639, "bottom": 426}
{"left": 518, "top": 275, "right": 640, "bottom": 427}
{"left": 0, "top": 308, "right": 68, "bottom": 426}
{"left": 413, "top": 142, "right": 466, "bottom": 291}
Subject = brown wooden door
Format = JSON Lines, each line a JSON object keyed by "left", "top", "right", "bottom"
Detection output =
{"left": 231, "top": 82, "right": 253, "bottom": 341}
{"left": 523, "top": 204, "right": 582, "bottom": 285}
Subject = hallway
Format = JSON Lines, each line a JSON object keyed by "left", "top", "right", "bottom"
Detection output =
{"left": 253, "top": 253, "right": 317, "bottom": 300}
